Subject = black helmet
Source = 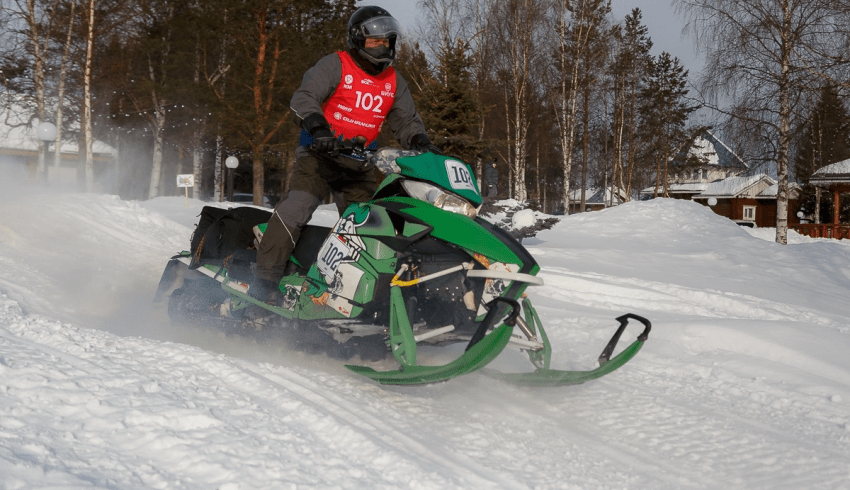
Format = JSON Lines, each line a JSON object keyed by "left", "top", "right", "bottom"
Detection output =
{"left": 347, "top": 6, "right": 401, "bottom": 72}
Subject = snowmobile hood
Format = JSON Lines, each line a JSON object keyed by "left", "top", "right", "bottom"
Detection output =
{"left": 379, "top": 197, "right": 529, "bottom": 267}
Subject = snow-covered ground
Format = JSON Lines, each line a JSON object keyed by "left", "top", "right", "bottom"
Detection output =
{"left": 1, "top": 178, "right": 849, "bottom": 490}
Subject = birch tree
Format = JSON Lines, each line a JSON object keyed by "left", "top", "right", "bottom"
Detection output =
{"left": 80, "top": 0, "right": 94, "bottom": 188}
{"left": 609, "top": 9, "right": 652, "bottom": 200}
{"left": 1, "top": 0, "right": 61, "bottom": 181}
{"left": 491, "top": 0, "right": 547, "bottom": 201}
{"left": 52, "top": 0, "right": 76, "bottom": 174}
{"left": 466, "top": 0, "right": 494, "bottom": 184}
{"left": 551, "top": 0, "right": 610, "bottom": 212}
{"left": 676, "top": 0, "right": 831, "bottom": 244}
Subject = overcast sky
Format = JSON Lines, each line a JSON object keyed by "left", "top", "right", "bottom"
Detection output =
{"left": 362, "top": 0, "right": 703, "bottom": 75}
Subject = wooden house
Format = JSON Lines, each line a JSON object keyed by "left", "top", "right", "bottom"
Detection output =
{"left": 640, "top": 130, "right": 749, "bottom": 201}
{"left": 567, "top": 187, "right": 629, "bottom": 214}
{"left": 793, "top": 159, "right": 850, "bottom": 239}
{"left": 692, "top": 174, "right": 802, "bottom": 227}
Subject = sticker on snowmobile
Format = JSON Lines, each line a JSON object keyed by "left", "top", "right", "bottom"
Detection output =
{"left": 478, "top": 262, "right": 519, "bottom": 317}
{"left": 316, "top": 207, "right": 369, "bottom": 285}
{"left": 317, "top": 235, "right": 351, "bottom": 280}
{"left": 328, "top": 263, "right": 364, "bottom": 299}
{"left": 326, "top": 268, "right": 365, "bottom": 318}
{"left": 281, "top": 284, "right": 300, "bottom": 311}
{"left": 444, "top": 159, "right": 477, "bottom": 192}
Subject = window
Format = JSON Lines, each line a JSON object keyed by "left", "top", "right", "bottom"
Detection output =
{"left": 743, "top": 205, "right": 756, "bottom": 221}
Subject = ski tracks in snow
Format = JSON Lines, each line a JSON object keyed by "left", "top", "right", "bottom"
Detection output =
{"left": 0, "top": 295, "right": 526, "bottom": 489}
{"left": 512, "top": 266, "right": 850, "bottom": 489}
{"left": 536, "top": 266, "right": 843, "bottom": 327}
{"left": 228, "top": 362, "right": 530, "bottom": 490}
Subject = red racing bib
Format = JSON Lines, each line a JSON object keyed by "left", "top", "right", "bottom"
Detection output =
{"left": 322, "top": 51, "right": 397, "bottom": 146}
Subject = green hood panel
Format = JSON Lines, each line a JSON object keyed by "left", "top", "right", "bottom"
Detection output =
{"left": 396, "top": 153, "right": 482, "bottom": 206}
{"left": 380, "top": 197, "right": 521, "bottom": 264}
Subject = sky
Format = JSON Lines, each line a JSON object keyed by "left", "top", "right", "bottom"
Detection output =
{"left": 362, "top": 0, "right": 703, "bottom": 75}
{"left": 2, "top": 175, "right": 850, "bottom": 489}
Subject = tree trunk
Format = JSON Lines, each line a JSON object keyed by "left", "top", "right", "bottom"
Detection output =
{"left": 775, "top": 0, "right": 791, "bottom": 245}
{"left": 82, "top": 0, "right": 96, "bottom": 190}
{"left": 54, "top": 0, "right": 77, "bottom": 175}
{"left": 215, "top": 134, "right": 224, "bottom": 202}
{"left": 580, "top": 84, "right": 589, "bottom": 212}
{"left": 148, "top": 106, "right": 166, "bottom": 199}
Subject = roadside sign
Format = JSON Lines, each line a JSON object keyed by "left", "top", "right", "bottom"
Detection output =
{"left": 177, "top": 174, "right": 195, "bottom": 207}
{"left": 177, "top": 174, "right": 195, "bottom": 187}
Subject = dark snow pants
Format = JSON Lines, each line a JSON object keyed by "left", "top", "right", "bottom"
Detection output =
{"left": 254, "top": 150, "right": 377, "bottom": 282}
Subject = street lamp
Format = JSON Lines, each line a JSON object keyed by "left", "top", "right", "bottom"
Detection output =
{"left": 36, "top": 121, "right": 57, "bottom": 182}
{"left": 225, "top": 156, "right": 239, "bottom": 202}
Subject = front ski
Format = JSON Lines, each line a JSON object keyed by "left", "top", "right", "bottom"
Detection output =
{"left": 346, "top": 292, "right": 521, "bottom": 385}
{"left": 486, "top": 312, "right": 652, "bottom": 387}
{"left": 346, "top": 324, "right": 514, "bottom": 384}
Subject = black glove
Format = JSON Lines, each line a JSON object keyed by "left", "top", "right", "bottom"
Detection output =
{"left": 311, "top": 127, "right": 338, "bottom": 155}
{"left": 410, "top": 134, "right": 442, "bottom": 155}
{"left": 302, "top": 113, "right": 338, "bottom": 155}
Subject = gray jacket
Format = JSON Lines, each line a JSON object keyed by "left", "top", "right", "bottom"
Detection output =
{"left": 290, "top": 52, "right": 426, "bottom": 151}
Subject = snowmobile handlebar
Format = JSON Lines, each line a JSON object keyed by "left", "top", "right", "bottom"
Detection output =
{"left": 597, "top": 313, "right": 652, "bottom": 366}
{"left": 336, "top": 135, "right": 369, "bottom": 154}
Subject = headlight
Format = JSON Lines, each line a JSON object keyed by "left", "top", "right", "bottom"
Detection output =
{"left": 401, "top": 180, "right": 479, "bottom": 219}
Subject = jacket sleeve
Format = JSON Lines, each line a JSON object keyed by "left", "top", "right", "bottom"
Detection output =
{"left": 290, "top": 54, "right": 342, "bottom": 124}
{"left": 385, "top": 74, "right": 428, "bottom": 150}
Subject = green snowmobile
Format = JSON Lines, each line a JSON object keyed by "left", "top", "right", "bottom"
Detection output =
{"left": 155, "top": 146, "right": 650, "bottom": 386}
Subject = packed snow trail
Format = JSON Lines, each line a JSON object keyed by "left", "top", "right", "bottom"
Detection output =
{"left": 1, "top": 188, "right": 849, "bottom": 489}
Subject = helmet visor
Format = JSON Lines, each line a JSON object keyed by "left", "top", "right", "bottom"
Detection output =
{"left": 358, "top": 16, "right": 401, "bottom": 39}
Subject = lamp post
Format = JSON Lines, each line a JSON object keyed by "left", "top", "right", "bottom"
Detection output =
{"left": 225, "top": 156, "right": 239, "bottom": 202}
{"left": 36, "top": 121, "right": 57, "bottom": 182}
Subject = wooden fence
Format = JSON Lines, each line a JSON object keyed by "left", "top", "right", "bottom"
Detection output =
{"left": 790, "top": 224, "right": 850, "bottom": 240}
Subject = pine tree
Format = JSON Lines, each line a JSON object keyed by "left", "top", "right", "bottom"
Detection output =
{"left": 417, "top": 38, "right": 486, "bottom": 162}
{"left": 611, "top": 8, "right": 653, "bottom": 200}
{"left": 639, "top": 52, "right": 696, "bottom": 197}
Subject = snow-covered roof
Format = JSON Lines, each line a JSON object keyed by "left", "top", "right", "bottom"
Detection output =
{"left": 674, "top": 130, "right": 748, "bottom": 170}
{"left": 810, "top": 158, "right": 850, "bottom": 184}
{"left": 813, "top": 158, "right": 850, "bottom": 175}
{"left": 666, "top": 182, "right": 708, "bottom": 193}
{"left": 759, "top": 182, "right": 801, "bottom": 198}
{"left": 0, "top": 94, "right": 116, "bottom": 156}
{"left": 638, "top": 182, "right": 708, "bottom": 196}
{"left": 568, "top": 187, "right": 628, "bottom": 205}
{"left": 696, "top": 174, "right": 775, "bottom": 198}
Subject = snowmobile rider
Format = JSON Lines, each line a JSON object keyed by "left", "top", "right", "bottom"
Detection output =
{"left": 253, "top": 6, "right": 440, "bottom": 289}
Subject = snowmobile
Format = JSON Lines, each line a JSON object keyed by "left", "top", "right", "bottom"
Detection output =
{"left": 154, "top": 143, "right": 650, "bottom": 386}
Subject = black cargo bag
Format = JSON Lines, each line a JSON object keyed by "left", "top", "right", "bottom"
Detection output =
{"left": 188, "top": 206, "right": 273, "bottom": 277}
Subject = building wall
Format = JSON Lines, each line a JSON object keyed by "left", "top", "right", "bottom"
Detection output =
{"left": 702, "top": 198, "right": 801, "bottom": 227}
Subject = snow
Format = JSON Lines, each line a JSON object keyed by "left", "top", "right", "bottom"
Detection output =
{"left": 700, "top": 173, "right": 774, "bottom": 197}
{"left": 2, "top": 177, "right": 850, "bottom": 489}
{"left": 814, "top": 158, "right": 850, "bottom": 175}
{"left": 511, "top": 208, "right": 536, "bottom": 229}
